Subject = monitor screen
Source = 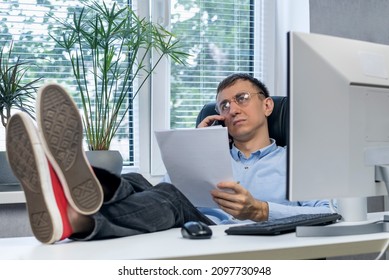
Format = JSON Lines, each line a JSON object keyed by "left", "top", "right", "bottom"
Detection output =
{"left": 287, "top": 31, "right": 389, "bottom": 225}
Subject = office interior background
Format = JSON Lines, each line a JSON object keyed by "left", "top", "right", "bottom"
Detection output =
{"left": 0, "top": 0, "right": 388, "bottom": 259}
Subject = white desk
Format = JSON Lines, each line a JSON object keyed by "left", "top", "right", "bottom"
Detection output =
{"left": 0, "top": 212, "right": 388, "bottom": 260}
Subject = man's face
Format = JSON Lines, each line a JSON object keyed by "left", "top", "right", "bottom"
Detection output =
{"left": 216, "top": 79, "right": 272, "bottom": 143}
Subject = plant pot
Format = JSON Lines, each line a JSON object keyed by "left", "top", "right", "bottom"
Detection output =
{"left": 0, "top": 151, "right": 21, "bottom": 191}
{"left": 85, "top": 150, "right": 123, "bottom": 176}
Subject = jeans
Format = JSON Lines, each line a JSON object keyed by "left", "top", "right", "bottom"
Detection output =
{"left": 74, "top": 171, "right": 215, "bottom": 241}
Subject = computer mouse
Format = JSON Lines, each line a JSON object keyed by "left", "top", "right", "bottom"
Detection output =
{"left": 181, "top": 221, "right": 212, "bottom": 239}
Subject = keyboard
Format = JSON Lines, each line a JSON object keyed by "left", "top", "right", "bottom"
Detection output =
{"left": 225, "top": 213, "right": 342, "bottom": 235}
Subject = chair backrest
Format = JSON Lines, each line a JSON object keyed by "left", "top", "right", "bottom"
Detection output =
{"left": 196, "top": 96, "right": 289, "bottom": 147}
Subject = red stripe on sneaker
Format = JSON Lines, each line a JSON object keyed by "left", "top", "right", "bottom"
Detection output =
{"left": 48, "top": 161, "right": 73, "bottom": 239}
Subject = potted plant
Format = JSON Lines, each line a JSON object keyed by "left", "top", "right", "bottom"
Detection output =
{"left": 49, "top": 1, "right": 188, "bottom": 173}
{"left": 0, "top": 42, "right": 42, "bottom": 187}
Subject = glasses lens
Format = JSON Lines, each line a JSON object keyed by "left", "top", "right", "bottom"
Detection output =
{"left": 218, "top": 100, "right": 230, "bottom": 114}
{"left": 235, "top": 92, "right": 250, "bottom": 105}
{"left": 216, "top": 92, "right": 251, "bottom": 114}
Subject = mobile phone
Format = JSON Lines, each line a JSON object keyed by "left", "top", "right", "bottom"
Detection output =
{"left": 211, "top": 120, "right": 225, "bottom": 127}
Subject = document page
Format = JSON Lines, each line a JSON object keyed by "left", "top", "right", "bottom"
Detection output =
{"left": 154, "top": 126, "right": 234, "bottom": 207}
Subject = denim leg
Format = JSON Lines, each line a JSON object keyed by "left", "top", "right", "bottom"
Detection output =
{"left": 92, "top": 167, "right": 152, "bottom": 200}
{"left": 120, "top": 172, "right": 153, "bottom": 192}
{"left": 73, "top": 173, "right": 214, "bottom": 241}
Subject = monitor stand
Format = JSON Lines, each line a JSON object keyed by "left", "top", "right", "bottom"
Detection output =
{"left": 296, "top": 165, "right": 389, "bottom": 237}
{"left": 296, "top": 218, "right": 389, "bottom": 237}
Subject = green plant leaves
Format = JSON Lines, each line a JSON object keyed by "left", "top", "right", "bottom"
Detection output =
{"left": 49, "top": 1, "right": 189, "bottom": 150}
{"left": 0, "top": 42, "right": 41, "bottom": 128}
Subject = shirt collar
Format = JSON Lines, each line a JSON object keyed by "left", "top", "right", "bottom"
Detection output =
{"left": 231, "top": 138, "right": 277, "bottom": 161}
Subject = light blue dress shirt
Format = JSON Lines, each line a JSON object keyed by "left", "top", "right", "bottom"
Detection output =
{"left": 197, "top": 139, "right": 331, "bottom": 224}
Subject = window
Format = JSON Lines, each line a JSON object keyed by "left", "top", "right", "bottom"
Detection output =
{"left": 0, "top": 0, "right": 135, "bottom": 164}
{"left": 1, "top": 0, "right": 276, "bottom": 177}
{"left": 149, "top": 0, "right": 275, "bottom": 176}
{"left": 169, "top": 0, "right": 268, "bottom": 129}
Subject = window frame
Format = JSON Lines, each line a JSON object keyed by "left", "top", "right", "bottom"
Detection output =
{"left": 142, "top": 0, "right": 280, "bottom": 181}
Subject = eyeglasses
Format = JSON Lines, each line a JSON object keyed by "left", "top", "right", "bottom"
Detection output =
{"left": 215, "top": 91, "right": 264, "bottom": 115}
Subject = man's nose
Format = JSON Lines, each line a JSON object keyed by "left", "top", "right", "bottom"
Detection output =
{"left": 228, "top": 101, "right": 241, "bottom": 114}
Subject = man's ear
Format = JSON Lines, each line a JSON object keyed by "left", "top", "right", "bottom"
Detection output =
{"left": 263, "top": 97, "right": 274, "bottom": 117}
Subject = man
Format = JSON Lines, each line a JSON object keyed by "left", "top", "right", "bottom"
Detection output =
{"left": 6, "top": 74, "right": 330, "bottom": 244}
{"left": 196, "top": 73, "right": 330, "bottom": 224}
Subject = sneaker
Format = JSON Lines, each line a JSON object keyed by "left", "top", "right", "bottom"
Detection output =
{"left": 6, "top": 113, "right": 73, "bottom": 244}
{"left": 36, "top": 83, "right": 103, "bottom": 215}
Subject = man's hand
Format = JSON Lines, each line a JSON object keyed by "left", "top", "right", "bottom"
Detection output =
{"left": 211, "top": 181, "right": 269, "bottom": 221}
{"left": 197, "top": 115, "right": 225, "bottom": 128}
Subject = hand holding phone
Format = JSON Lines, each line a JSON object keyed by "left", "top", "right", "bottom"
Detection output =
{"left": 198, "top": 115, "right": 225, "bottom": 128}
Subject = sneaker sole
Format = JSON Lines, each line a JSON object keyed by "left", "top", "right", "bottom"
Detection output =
{"left": 37, "top": 84, "right": 103, "bottom": 215}
{"left": 6, "top": 113, "right": 63, "bottom": 244}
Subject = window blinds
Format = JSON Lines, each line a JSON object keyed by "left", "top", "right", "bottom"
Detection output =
{"left": 170, "top": 0, "right": 263, "bottom": 128}
{"left": 0, "top": 0, "right": 134, "bottom": 163}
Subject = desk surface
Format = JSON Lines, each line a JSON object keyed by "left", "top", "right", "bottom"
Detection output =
{"left": 1, "top": 212, "right": 388, "bottom": 260}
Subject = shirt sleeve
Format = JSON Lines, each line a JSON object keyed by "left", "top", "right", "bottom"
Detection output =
{"left": 267, "top": 200, "right": 334, "bottom": 220}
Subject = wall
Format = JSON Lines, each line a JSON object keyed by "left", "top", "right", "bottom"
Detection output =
{"left": 0, "top": 151, "right": 32, "bottom": 237}
{"left": 310, "top": 0, "right": 389, "bottom": 45}
{"left": 0, "top": 204, "right": 32, "bottom": 237}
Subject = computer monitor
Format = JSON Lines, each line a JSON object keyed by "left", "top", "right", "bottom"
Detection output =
{"left": 287, "top": 31, "right": 389, "bottom": 236}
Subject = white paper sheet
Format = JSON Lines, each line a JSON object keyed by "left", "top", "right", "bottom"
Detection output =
{"left": 154, "top": 126, "right": 234, "bottom": 207}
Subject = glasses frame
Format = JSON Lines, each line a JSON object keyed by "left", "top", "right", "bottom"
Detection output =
{"left": 215, "top": 91, "right": 264, "bottom": 115}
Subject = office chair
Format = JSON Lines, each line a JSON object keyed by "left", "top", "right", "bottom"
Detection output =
{"left": 196, "top": 96, "right": 289, "bottom": 147}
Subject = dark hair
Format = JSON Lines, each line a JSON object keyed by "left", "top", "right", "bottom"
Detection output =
{"left": 216, "top": 73, "right": 270, "bottom": 98}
